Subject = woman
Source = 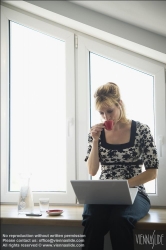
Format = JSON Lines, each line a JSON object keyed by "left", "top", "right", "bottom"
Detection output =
{"left": 82, "top": 82, "right": 158, "bottom": 250}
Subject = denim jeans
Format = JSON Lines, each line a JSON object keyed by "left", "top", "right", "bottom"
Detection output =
{"left": 82, "top": 192, "right": 150, "bottom": 250}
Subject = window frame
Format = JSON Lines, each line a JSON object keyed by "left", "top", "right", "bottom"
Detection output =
{"left": 1, "top": 5, "right": 166, "bottom": 206}
{"left": 1, "top": 6, "right": 76, "bottom": 204}
{"left": 77, "top": 35, "right": 166, "bottom": 206}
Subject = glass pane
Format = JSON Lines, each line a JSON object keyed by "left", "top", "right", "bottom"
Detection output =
{"left": 90, "top": 52, "right": 156, "bottom": 194}
{"left": 9, "top": 21, "right": 66, "bottom": 192}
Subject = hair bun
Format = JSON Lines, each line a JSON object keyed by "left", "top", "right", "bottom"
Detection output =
{"left": 94, "top": 82, "right": 127, "bottom": 123}
{"left": 107, "top": 82, "right": 117, "bottom": 96}
{"left": 94, "top": 82, "right": 117, "bottom": 98}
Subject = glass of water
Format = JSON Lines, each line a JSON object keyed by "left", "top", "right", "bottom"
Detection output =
{"left": 39, "top": 198, "right": 49, "bottom": 212}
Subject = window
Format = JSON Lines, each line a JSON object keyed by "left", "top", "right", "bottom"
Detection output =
{"left": 10, "top": 21, "right": 66, "bottom": 192}
{"left": 1, "top": 5, "right": 166, "bottom": 206}
{"left": 1, "top": 6, "right": 75, "bottom": 203}
{"left": 77, "top": 35, "right": 166, "bottom": 206}
{"left": 89, "top": 52, "right": 155, "bottom": 194}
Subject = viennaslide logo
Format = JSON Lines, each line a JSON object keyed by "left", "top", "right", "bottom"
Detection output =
{"left": 134, "top": 230, "right": 166, "bottom": 250}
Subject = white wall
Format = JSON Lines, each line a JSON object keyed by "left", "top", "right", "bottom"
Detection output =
{"left": 25, "top": 0, "right": 166, "bottom": 54}
{"left": 2, "top": 0, "right": 166, "bottom": 63}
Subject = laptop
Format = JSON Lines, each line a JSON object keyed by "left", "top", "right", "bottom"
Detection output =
{"left": 70, "top": 180, "right": 138, "bottom": 205}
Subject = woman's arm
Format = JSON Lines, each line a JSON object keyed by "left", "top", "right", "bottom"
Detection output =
{"left": 87, "top": 140, "right": 100, "bottom": 176}
{"left": 128, "top": 123, "right": 159, "bottom": 188}
{"left": 86, "top": 123, "right": 104, "bottom": 176}
{"left": 128, "top": 169, "right": 158, "bottom": 188}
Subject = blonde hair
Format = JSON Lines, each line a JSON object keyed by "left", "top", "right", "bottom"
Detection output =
{"left": 94, "top": 82, "right": 128, "bottom": 123}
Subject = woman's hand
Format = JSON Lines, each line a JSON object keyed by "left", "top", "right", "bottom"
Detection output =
{"left": 90, "top": 123, "right": 105, "bottom": 141}
{"left": 88, "top": 123, "right": 104, "bottom": 176}
{"left": 128, "top": 169, "right": 157, "bottom": 187}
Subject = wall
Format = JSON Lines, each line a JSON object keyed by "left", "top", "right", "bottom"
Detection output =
{"left": 25, "top": 1, "right": 166, "bottom": 54}
{"left": 2, "top": 1, "right": 166, "bottom": 63}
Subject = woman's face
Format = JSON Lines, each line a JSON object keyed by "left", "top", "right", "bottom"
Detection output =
{"left": 98, "top": 104, "right": 121, "bottom": 123}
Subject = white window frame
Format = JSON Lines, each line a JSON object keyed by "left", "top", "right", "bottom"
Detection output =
{"left": 1, "top": 5, "right": 166, "bottom": 206}
{"left": 77, "top": 34, "right": 166, "bottom": 206}
{"left": 1, "top": 6, "right": 76, "bottom": 204}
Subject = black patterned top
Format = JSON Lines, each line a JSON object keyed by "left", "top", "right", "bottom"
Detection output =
{"left": 85, "top": 120, "right": 159, "bottom": 199}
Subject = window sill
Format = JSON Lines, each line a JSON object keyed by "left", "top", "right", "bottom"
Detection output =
{"left": 0, "top": 204, "right": 83, "bottom": 227}
{"left": 1, "top": 205, "right": 166, "bottom": 230}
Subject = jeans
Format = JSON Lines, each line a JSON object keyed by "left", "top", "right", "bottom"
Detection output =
{"left": 82, "top": 192, "right": 150, "bottom": 250}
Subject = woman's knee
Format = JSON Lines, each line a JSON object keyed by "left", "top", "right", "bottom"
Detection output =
{"left": 82, "top": 215, "right": 95, "bottom": 227}
{"left": 82, "top": 214, "right": 106, "bottom": 227}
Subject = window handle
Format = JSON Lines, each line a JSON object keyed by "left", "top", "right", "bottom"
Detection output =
{"left": 159, "top": 136, "right": 163, "bottom": 157}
